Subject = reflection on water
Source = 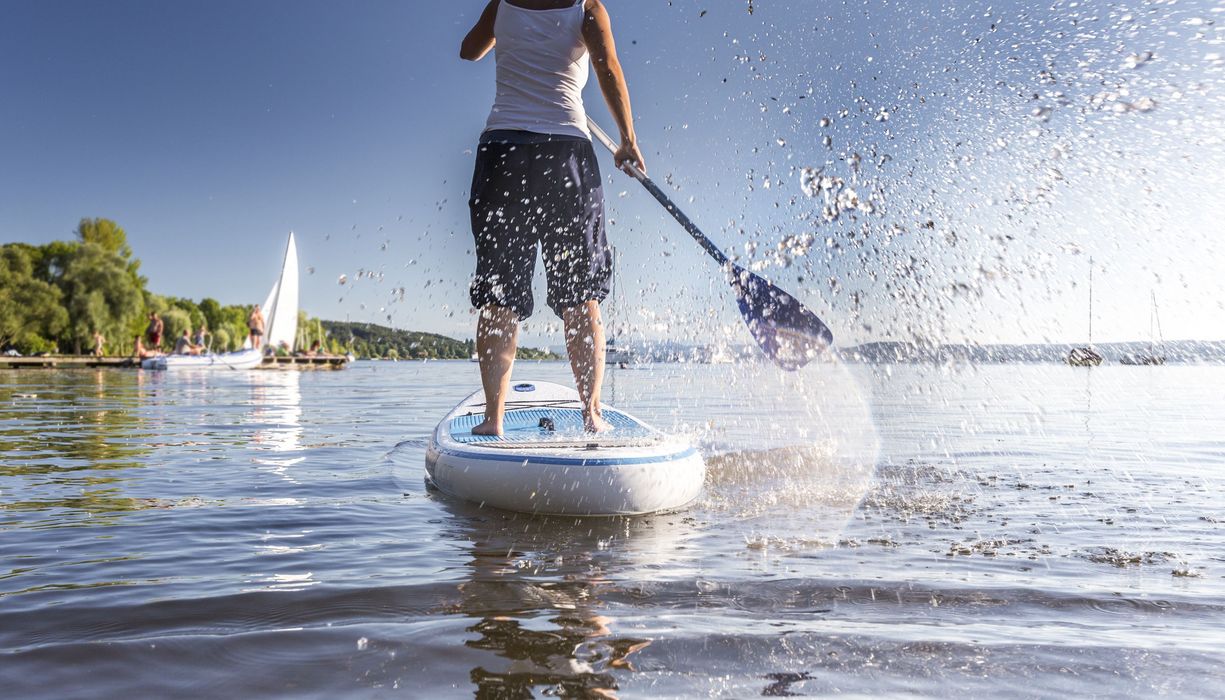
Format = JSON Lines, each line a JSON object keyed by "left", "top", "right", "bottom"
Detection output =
{"left": 0, "top": 370, "right": 154, "bottom": 524}
{"left": 247, "top": 370, "right": 305, "bottom": 480}
{"left": 444, "top": 505, "right": 674, "bottom": 698}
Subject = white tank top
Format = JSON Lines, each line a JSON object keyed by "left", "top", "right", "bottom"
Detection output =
{"left": 484, "top": 0, "right": 591, "bottom": 140}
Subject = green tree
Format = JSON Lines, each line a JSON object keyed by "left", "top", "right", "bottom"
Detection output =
{"left": 213, "top": 327, "right": 232, "bottom": 352}
{"left": 224, "top": 306, "right": 250, "bottom": 350}
{"left": 76, "top": 218, "right": 146, "bottom": 292}
{"left": 34, "top": 239, "right": 78, "bottom": 282}
{"left": 58, "top": 243, "right": 144, "bottom": 354}
{"left": 75, "top": 218, "right": 132, "bottom": 259}
{"left": 161, "top": 308, "right": 192, "bottom": 348}
{"left": 167, "top": 297, "right": 204, "bottom": 330}
{"left": 0, "top": 244, "right": 69, "bottom": 353}
{"left": 199, "top": 298, "right": 224, "bottom": 333}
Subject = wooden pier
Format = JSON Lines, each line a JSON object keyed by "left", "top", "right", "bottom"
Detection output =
{"left": 1, "top": 355, "right": 350, "bottom": 370}
{"left": 261, "top": 355, "right": 350, "bottom": 370}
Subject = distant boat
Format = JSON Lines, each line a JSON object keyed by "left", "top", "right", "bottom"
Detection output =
{"left": 604, "top": 246, "right": 635, "bottom": 366}
{"left": 1121, "top": 292, "right": 1166, "bottom": 365}
{"left": 1067, "top": 347, "right": 1103, "bottom": 367}
{"left": 606, "top": 341, "right": 632, "bottom": 366}
{"left": 706, "top": 345, "right": 735, "bottom": 364}
{"left": 144, "top": 233, "right": 297, "bottom": 371}
{"left": 1067, "top": 257, "right": 1103, "bottom": 367}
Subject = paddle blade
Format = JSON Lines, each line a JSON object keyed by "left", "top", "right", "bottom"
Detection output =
{"left": 729, "top": 265, "right": 835, "bottom": 370}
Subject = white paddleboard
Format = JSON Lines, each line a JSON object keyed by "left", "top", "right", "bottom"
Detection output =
{"left": 425, "top": 381, "right": 705, "bottom": 515}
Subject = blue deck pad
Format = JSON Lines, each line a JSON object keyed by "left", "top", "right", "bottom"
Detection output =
{"left": 451, "top": 407, "right": 655, "bottom": 444}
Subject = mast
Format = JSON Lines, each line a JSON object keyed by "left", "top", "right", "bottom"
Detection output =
{"left": 1087, "top": 257, "right": 1094, "bottom": 346}
{"left": 1151, "top": 291, "right": 1163, "bottom": 354}
{"left": 1149, "top": 291, "right": 1154, "bottom": 355}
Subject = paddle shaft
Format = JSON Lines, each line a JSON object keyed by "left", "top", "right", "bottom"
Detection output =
{"left": 586, "top": 119, "right": 729, "bottom": 267}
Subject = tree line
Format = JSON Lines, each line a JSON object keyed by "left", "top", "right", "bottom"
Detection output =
{"left": 320, "top": 320, "right": 555, "bottom": 361}
{"left": 1, "top": 218, "right": 557, "bottom": 360}
{"left": 1, "top": 219, "right": 297, "bottom": 355}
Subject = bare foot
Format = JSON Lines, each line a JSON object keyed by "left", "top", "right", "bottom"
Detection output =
{"left": 471, "top": 419, "right": 502, "bottom": 437}
{"left": 585, "top": 413, "right": 613, "bottom": 433}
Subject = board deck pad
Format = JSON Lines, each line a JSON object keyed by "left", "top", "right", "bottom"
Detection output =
{"left": 451, "top": 407, "right": 660, "bottom": 447}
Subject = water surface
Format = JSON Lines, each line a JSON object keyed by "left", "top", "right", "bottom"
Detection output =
{"left": 1, "top": 362, "right": 1222, "bottom": 697}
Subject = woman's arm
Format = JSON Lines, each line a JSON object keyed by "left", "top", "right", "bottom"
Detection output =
{"left": 582, "top": 0, "right": 645, "bottom": 174}
{"left": 460, "top": 0, "right": 499, "bottom": 61}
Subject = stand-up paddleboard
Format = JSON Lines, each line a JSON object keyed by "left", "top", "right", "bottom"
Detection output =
{"left": 426, "top": 381, "right": 704, "bottom": 515}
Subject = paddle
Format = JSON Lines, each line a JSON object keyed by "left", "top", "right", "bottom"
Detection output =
{"left": 586, "top": 118, "right": 835, "bottom": 370}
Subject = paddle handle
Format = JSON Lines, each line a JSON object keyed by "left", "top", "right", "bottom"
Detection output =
{"left": 587, "top": 118, "right": 729, "bottom": 266}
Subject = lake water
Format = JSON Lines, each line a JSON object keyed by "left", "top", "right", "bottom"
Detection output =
{"left": 1, "top": 361, "right": 1223, "bottom": 698}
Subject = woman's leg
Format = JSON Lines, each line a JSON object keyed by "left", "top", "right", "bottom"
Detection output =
{"left": 473, "top": 305, "right": 519, "bottom": 436}
{"left": 562, "top": 301, "right": 611, "bottom": 432}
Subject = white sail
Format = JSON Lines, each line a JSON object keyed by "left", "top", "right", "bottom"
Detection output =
{"left": 262, "top": 233, "right": 299, "bottom": 352}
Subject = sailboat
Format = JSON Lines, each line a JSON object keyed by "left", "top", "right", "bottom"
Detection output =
{"left": 255, "top": 232, "right": 300, "bottom": 355}
{"left": 1067, "top": 257, "right": 1104, "bottom": 367}
{"left": 1121, "top": 292, "right": 1166, "bottom": 365}
{"left": 142, "top": 233, "right": 298, "bottom": 370}
{"left": 604, "top": 247, "right": 635, "bottom": 367}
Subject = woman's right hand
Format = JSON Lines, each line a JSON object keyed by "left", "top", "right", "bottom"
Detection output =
{"left": 614, "top": 140, "right": 646, "bottom": 176}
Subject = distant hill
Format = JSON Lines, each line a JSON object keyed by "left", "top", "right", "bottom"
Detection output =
{"left": 578, "top": 338, "right": 1225, "bottom": 365}
{"left": 838, "top": 340, "right": 1225, "bottom": 364}
{"left": 320, "top": 321, "right": 557, "bottom": 360}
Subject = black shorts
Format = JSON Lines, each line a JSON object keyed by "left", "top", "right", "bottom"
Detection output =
{"left": 468, "top": 130, "right": 610, "bottom": 319}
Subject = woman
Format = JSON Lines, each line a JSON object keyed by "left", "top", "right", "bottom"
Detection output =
{"left": 248, "top": 304, "right": 265, "bottom": 350}
{"left": 461, "top": 0, "right": 644, "bottom": 436}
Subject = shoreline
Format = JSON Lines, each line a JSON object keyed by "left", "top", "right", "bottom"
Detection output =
{"left": 0, "top": 354, "right": 350, "bottom": 370}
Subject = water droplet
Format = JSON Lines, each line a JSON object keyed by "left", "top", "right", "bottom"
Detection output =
{"left": 1123, "top": 51, "right": 1153, "bottom": 69}
{"left": 1132, "top": 96, "right": 1157, "bottom": 112}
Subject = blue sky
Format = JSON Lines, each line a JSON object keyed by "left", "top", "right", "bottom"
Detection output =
{"left": 2, "top": 0, "right": 1222, "bottom": 347}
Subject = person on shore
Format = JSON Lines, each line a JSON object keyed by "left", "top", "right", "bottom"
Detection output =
{"left": 460, "top": 0, "right": 644, "bottom": 435}
{"left": 132, "top": 335, "right": 161, "bottom": 360}
{"left": 248, "top": 305, "right": 265, "bottom": 349}
{"left": 92, "top": 330, "right": 105, "bottom": 357}
{"left": 193, "top": 324, "right": 210, "bottom": 352}
{"left": 145, "top": 312, "right": 163, "bottom": 349}
{"left": 173, "top": 329, "right": 202, "bottom": 356}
